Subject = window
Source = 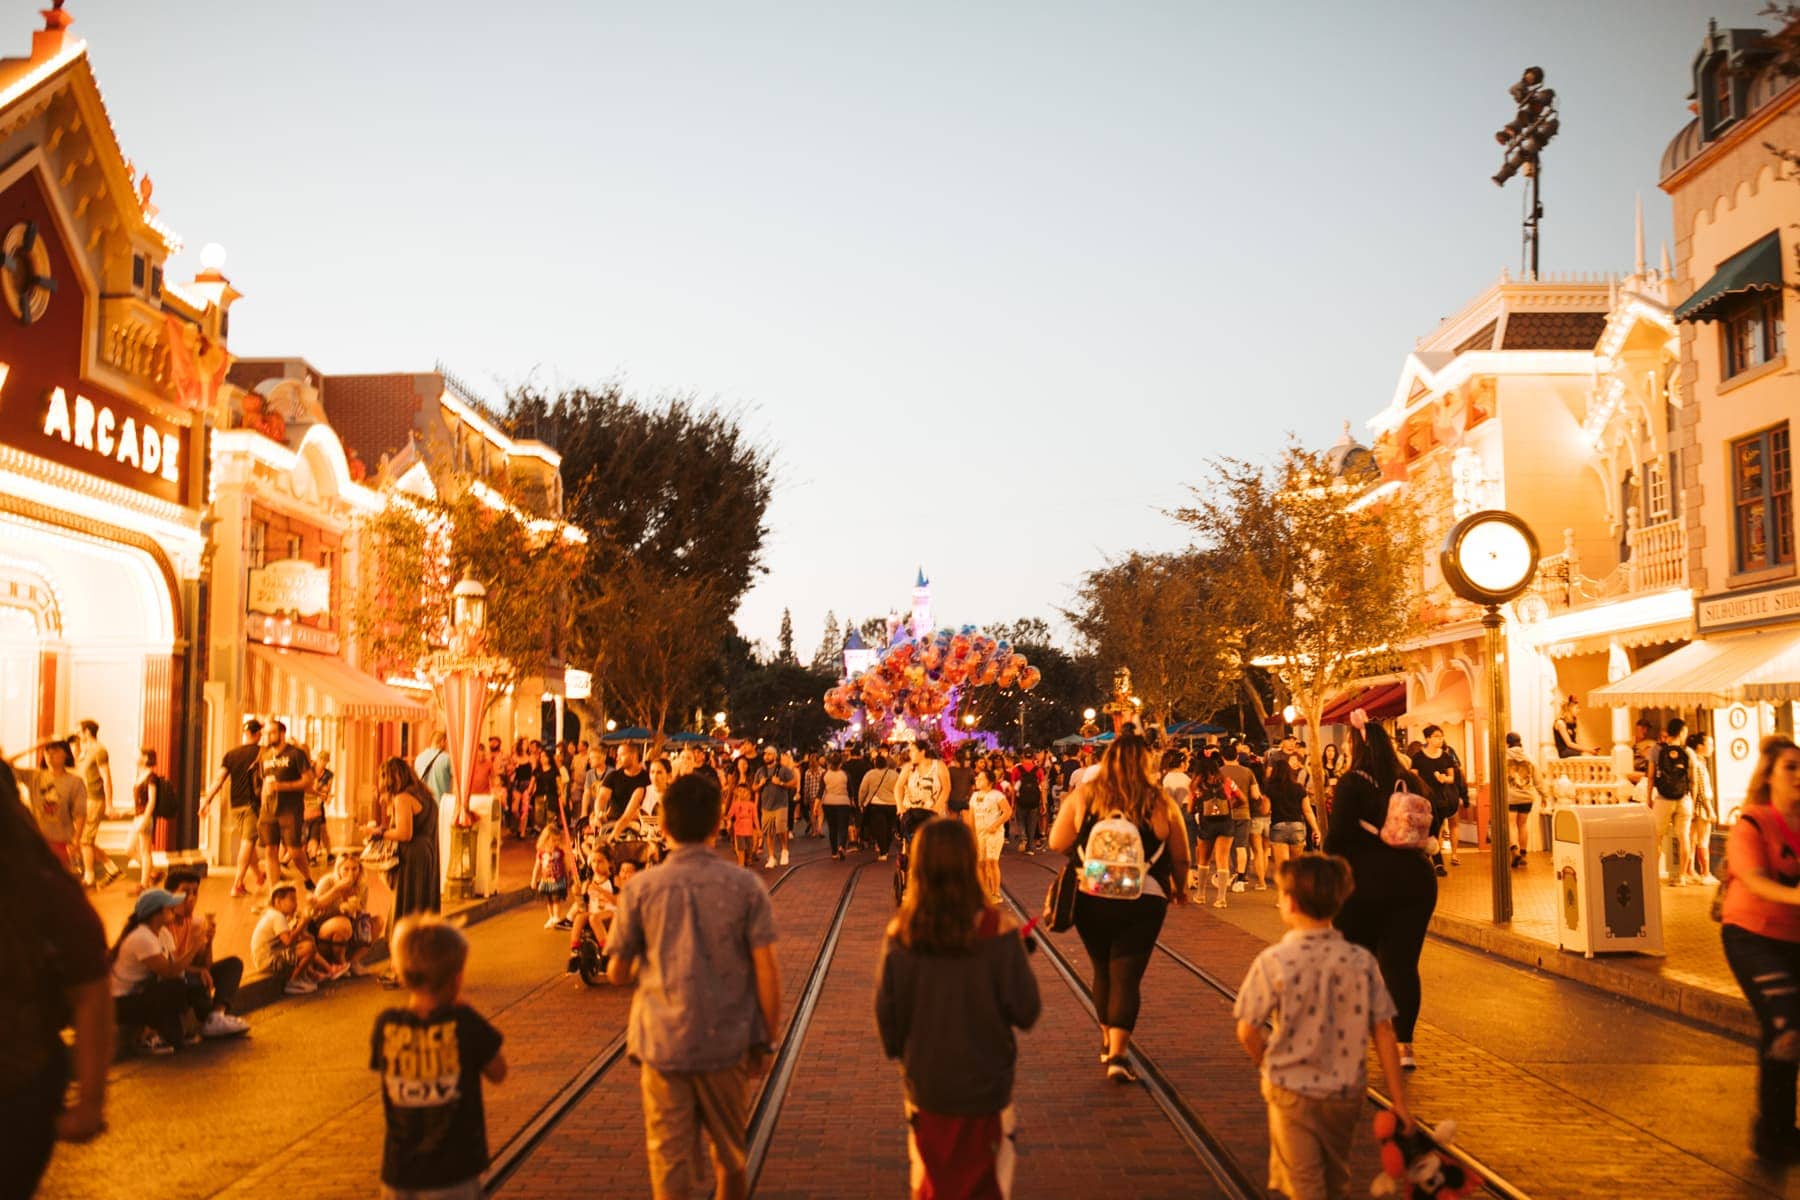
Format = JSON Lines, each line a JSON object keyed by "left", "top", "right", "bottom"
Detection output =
{"left": 246, "top": 521, "right": 266, "bottom": 571}
{"left": 286, "top": 535, "right": 303, "bottom": 561}
{"left": 1733, "top": 425, "right": 1795, "bottom": 574}
{"left": 1645, "top": 458, "right": 1671, "bottom": 522}
{"left": 1722, "top": 293, "right": 1785, "bottom": 379}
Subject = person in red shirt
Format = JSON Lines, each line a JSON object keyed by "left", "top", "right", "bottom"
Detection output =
{"left": 1721, "top": 734, "right": 1800, "bottom": 1162}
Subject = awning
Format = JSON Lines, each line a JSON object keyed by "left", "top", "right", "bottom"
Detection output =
{"left": 1406, "top": 676, "right": 1474, "bottom": 727}
{"left": 1673, "top": 231, "right": 1783, "bottom": 323}
{"left": 246, "top": 643, "right": 429, "bottom": 722}
{"left": 1318, "top": 682, "right": 1407, "bottom": 725}
{"left": 1589, "top": 629, "right": 1800, "bottom": 708}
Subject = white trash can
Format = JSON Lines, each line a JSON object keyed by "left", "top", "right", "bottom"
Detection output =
{"left": 469, "top": 794, "right": 500, "bottom": 898}
{"left": 1552, "top": 805, "right": 1664, "bottom": 958}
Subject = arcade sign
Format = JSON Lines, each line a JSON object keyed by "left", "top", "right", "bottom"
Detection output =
{"left": 0, "top": 360, "right": 188, "bottom": 505}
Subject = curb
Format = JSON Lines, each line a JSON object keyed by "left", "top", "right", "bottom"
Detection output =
{"left": 1428, "top": 910, "right": 1757, "bottom": 1042}
{"left": 229, "top": 886, "right": 538, "bottom": 1016}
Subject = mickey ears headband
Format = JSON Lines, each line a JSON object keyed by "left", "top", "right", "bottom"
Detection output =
{"left": 1349, "top": 708, "right": 1369, "bottom": 733}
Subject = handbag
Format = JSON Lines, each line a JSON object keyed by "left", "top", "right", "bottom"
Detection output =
{"left": 1043, "top": 848, "right": 1081, "bottom": 932}
{"left": 360, "top": 835, "right": 400, "bottom": 873}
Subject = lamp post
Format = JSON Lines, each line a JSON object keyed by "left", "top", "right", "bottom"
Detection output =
{"left": 424, "top": 571, "right": 511, "bottom": 901}
{"left": 1440, "top": 510, "right": 1541, "bottom": 923}
{"left": 1492, "top": 66, "right": 1560, "bottom": 278}
{"left": 1079, "top": 707, "right": 1099, "bottom": 739}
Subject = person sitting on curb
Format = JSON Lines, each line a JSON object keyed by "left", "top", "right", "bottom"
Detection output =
{"left": 310, "top": 855, "right": 383, "bottom": 977}
{"left": 251, "top": 883, "right": 332, "bottom": 995}
{"left": 163, "top": 869, "right": 248, "bottom": 1038}
{"left": 110, "top": 888, "right": 204, "bottom": 1055}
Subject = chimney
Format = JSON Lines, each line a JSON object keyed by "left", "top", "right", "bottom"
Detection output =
{"left": 32, "top": 2, "right": 72, "bottom": 63}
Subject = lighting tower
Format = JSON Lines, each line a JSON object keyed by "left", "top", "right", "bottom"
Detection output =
{"left": 1492, "top": 66, "right": 1560, "bottom": 279}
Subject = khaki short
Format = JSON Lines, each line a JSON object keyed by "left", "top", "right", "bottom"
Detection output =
{"left": 641, "top": 1058, "right": 751, "bottom": 1197}
{"left": 759, "top": 808, "right": 788, "bottom": 838}
{"left": 230, "top": 806, "right": 261, "bottom": 849}
{"left": 76, "top": 800, "right": 106, "bottom": 846}
{"left": 258, "top": 801, "right": 304, "bottom": 850}
{"left": 1262, "top": 1077, "right": 1363, "bottom": 1200}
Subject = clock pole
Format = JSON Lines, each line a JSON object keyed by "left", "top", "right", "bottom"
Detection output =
{"left": 1482, "top": 603, "right": 1513, "bottom": 923}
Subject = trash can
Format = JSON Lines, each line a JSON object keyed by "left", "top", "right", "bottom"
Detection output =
{"left": 1552, "top": 805, "right": 1664, "bottom": 958}
{"left": 469, "top": 794, "right": 500, "bottom": 898}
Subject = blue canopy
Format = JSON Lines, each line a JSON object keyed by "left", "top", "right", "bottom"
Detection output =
{"left": 1167, "top": 720, "right": 1227, "bottom": 738}
{"left": 663, "top": 731, "right": 715, "bottom": 745}
{"left": 600, "top": 726, "right": 653, "bottom": 744}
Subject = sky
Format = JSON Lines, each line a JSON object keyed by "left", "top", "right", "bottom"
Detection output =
{"left": 57, "top": 0, "right": 1766, "bottom": 656}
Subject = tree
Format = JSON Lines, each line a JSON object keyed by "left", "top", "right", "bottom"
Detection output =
{"left": 857, "top": 615, "right": 891, "bottom": 649}
{"left": 1174, "top": 442, "right": 1422, "bottom": 800}
{"left": 350, "top": 486, "right": 578, "bottom": 691}
{"left": 504, "top": 381, "right": 776, "bottom": 603}
{"left": 583, "top": 558, "right": 731, "bottom": 753}
{"left": 1063, "top": 551, "right": 1240, "bottom": 731}
{"left": 778, "top": 608, "right": 797, "bottom": 664}
{"left": 956, "top": 622, "right": 1097, "bottom": 747}
{"left": 811, "top": 611, "right": 842, "bottom": 673}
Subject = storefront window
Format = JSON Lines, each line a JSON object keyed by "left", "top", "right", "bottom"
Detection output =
{"left": 246, "top": 520, "right": 266, "bottom": 570}
{"left": 1733, "top": 425, "right": 1794, "bottom": 573}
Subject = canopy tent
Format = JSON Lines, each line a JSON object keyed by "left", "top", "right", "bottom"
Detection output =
{"left": 1052, "top": 733, "right": 1088, "bottom": 747}
{"left": 1589, "top": 629, "right": 1800, "bottom": 708}
{"left": 663, "top": 731, "right": 717, "bottom": 745}
{"left": 1316, "top": 682, "right": 1407, "bottom": 726}
{"left": 599, "top": 726, "right": 654, "bottom": 744}
{"left": 246, "top": 644, "right": 428, "bottom": 722}
{"left": 1673, "top": 231, "right": 1783, "bottom": 324}
{"left": 1166, "top": 720, "right": 1228, "bottom": 738}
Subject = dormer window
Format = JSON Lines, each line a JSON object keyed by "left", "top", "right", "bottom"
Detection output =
{"left": 1710, "top": 57, "right": 1734, "bottom": 128}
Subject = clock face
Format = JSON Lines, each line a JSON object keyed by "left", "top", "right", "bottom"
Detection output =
{"left": 1456, "top": 518, "right": 1536, "bottom": 595}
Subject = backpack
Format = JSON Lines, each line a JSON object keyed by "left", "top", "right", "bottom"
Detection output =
{"left": 1653, "top": 744, "right": 1691, "bottom": 801}
{"left": 1200, "top": 781, "right": 1230, "bottom": 819}
{"left": 1356, "top": 772, "right": 1435, "bottom": 851}
{"left": 1504, "top": 756, "right": 1535, "bottom": 795}
{"left": 1015, "top": 771, "right": 1042, "bottom": 810}
{"left": 1080, "top": 809, "right": 1164, "bottom": 899}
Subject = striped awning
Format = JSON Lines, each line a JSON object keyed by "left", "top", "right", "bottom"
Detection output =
{"left": 245, "top": 643, "right": 429, "bottom": 722}
{"left": 1589, "top": 628, "right": 1800, "bottom": 708}
{"left": 1318, "top": 682, "right": 1407, "bottom": 725}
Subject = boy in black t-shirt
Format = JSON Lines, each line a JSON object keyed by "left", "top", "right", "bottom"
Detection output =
{"left": 371, "top": 915, "right": 507, "bottom": 1198}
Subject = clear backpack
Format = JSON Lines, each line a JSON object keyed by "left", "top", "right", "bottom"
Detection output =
{"left": 1080, "top": 811, "right": 1164, "bottom": 899}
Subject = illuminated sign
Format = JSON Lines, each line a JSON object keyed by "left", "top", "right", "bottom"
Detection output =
{"left": 248, "top": 558, "right": 331, "bottom": 617}
{"left": 565, "top": 667, "right": 593, "bottom": 700}
{"left": 0, "top": 359, "right": 190, "bottom": 505}
{"left": 37, "top": 381, "right": 180, "bottom": 484}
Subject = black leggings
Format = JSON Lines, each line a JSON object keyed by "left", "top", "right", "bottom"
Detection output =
{"left": 116, "top": 977, "right": 191, "bottom": 1046}
{"left": 1334, "top": 871, "right": 1437, "bottom": 1043}
{"left": 1074, "top": 893, "right": 1168, "bottom": 1032}
{"left": 863, "top": 805, "right": 896, "bottom": 855}
{"left": 1723, "top": 924, "right": 1800, "bottom": 1140}
{"left": 823, "top": 805, "right": 854, "bottom": 853}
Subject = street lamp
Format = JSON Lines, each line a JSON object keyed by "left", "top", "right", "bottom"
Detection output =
{"left": 1079, "top": 707, "right": 1099, "bottom": 739}
{"left": 1492, "top": 66, "right": 1560, "bottom": 278}
{"left": 1281, "top": 703, "right": 1298, "bottom": 727}
{"left": 424, "top": 570, "right": 510, "bottom": 901}
{"left": 1441, "top": 510, "right": 1541, "bottom": 923}
{"left": 605, "top": 719, "right": 617, "bottom": 732}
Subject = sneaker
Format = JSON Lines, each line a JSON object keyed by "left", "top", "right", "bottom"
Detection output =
{"left": 555, "top": 917, "right": 573, "bottom": 930}
{"left": 764, "top": 855, "right": 776, "bottom": 869}
{"left": 322, "top": 962, "right": 351, "bottom": 982}
{"left": 283, "top": 977, "right": 317, "bottom": 996}
{"left": 877, "top": 853, "right": 889, "bottom": 862}
{"left": 543, "top": 915, "right": 561, "bottom": 929}
{"left": 1230, "top": 880, "right": 1247, "bottom": 893}
{"left": 182, "top": 1029, "right": 204, "bottom": 1046}
{"left": 1212, "top": 896, "right": 1228, "bottom": 909}
{"left": 228, "top": 886, "right": 251, "bottom": 898}
{"left": 348, "top": 962, "right": 376, "bottom": 978}
{"left": 139, "top": 1029, "right": 176, "bottom": 1056}
{"left": 566, "top": 952, "right": 581, "bottom": 974}
{"left": 1434, "top": 864, "right": 1448, "bottom": 878}
{"left": 201, "top": 1011, "right": 250, "bottom": 1038}
{"left": 1399, "top": 1044, "right": 1416, "bottom": 1071}
{"left": 1104, "top": 1057, "right": 1138, "bottom": 1084}
{"left": 1668, "top": 875, "right": 1688, "bottom": 887}
{"left": 780, "top": 849, "right": 790, "bottom": 866}
{"left": 1699, "top": 873, "right": 1721, "bottom": 886}
{"left": 1252, "top": 879, "right": 1267, "bottom": 891}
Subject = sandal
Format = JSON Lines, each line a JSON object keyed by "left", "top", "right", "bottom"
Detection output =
{"left": 1104, "top": 1056, "right": 1137, "bottom": 1084}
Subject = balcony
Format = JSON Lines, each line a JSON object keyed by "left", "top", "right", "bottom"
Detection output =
{"left": 1534, "top": 508, "right": 1688, "bottom": 614}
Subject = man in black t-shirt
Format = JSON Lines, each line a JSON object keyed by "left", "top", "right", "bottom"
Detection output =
{"left": 201, "top": 720, "right": 267, "bottom": 897}
{"left": 597, "top": 744, "right": 649, "bottom": 828}
{"left": 258, "top": 720, "right": 315, "bottom": 892}
{"left": 946, "top": 746, "right": 976, "bottom": 819}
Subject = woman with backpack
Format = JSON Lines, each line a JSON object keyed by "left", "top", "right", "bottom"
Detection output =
{"left": 1413, "top": 725, "right": 1466, "bottom": 877}
{"left": 1322, "top": 713, "right": 1435, "bottom": 1071}
{"left": 1503, "top": 732, "right": 1548, "bottom": 869}
{"left": 1048, "top": 729, "right": 1191, "bottom": 1082}
{"left": 1191, "top": 753, "right": 1239, "bottom": 908}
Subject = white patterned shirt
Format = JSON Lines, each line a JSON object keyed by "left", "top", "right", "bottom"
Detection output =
{"left": 1233, "top": 927, "right": 1396, "bottom": 1098}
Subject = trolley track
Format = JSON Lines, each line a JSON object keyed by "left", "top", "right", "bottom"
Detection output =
{"left": 1009, "top": 855, "right": 1532, "bottom": 1200}
{"left": 481, "top": 855, "right": 871, "bottom": 1196}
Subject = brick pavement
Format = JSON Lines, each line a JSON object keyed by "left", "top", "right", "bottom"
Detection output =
{"left": 38, "top": 841, "right": 842, "bottom": 1200}
{"left": 492, "top": 844, "right": 856, "bottom": 1197}
{"left": 1181, "top": 863, "right": 1800, "bottom": 1199}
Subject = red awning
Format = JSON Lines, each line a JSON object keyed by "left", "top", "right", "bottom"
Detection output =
{"left": 1319, "top": 682, "right": 1406, "bottom": 726}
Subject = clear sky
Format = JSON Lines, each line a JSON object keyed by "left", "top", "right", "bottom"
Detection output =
{"left": 64, "top": 0, "right": 1763, "bottom": 655}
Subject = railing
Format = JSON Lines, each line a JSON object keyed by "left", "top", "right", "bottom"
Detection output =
{"left": 1541, "top": 754, "right": 1634, "bottom": 805}
{"left": 1533, "top": 507, "right": 1687, "bottom": 614}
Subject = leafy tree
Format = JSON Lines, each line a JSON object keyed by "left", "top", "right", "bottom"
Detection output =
{"left": 1064, "top": 551, "right": 1240, "bottom": 732}
{"left": 503, "top": 381, "right": 776, "bottom": 603}
{"left": 1174, "top": 442, "right": 1421, "bottom": 798}
{"left": 857, "top": 615, "right": 892, "bottom": 649}
{"left": 582, "top": 558, "right": 731, "bottom": 752}
{"left": 778, "top": 608, "right": 797, "bottom": 664}
{"left": 350, "top": 486, "right": 578, "bottom": 692}
{"left": 726, "top": 660, "right": 839, "bottom": 751}
{"left": 957, "top": 624, "right": 1097, "bottom": 747}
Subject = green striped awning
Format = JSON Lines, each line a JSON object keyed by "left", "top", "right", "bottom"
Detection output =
{"left": 1673, "top": 231, "right": 1783, "bottom": 323}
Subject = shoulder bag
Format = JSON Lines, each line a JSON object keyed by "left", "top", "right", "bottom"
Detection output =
{"left": 1042, "top": 798, "right": 1084, "bottom": 932}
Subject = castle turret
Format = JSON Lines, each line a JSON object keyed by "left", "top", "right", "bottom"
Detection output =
{"left": 911, "top": 566, "right": 932, "bottom": 639}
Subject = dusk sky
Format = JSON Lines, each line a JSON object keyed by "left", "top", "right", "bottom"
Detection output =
{"left": 72, "top": 0, "right": 1763, "bottom": 654}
